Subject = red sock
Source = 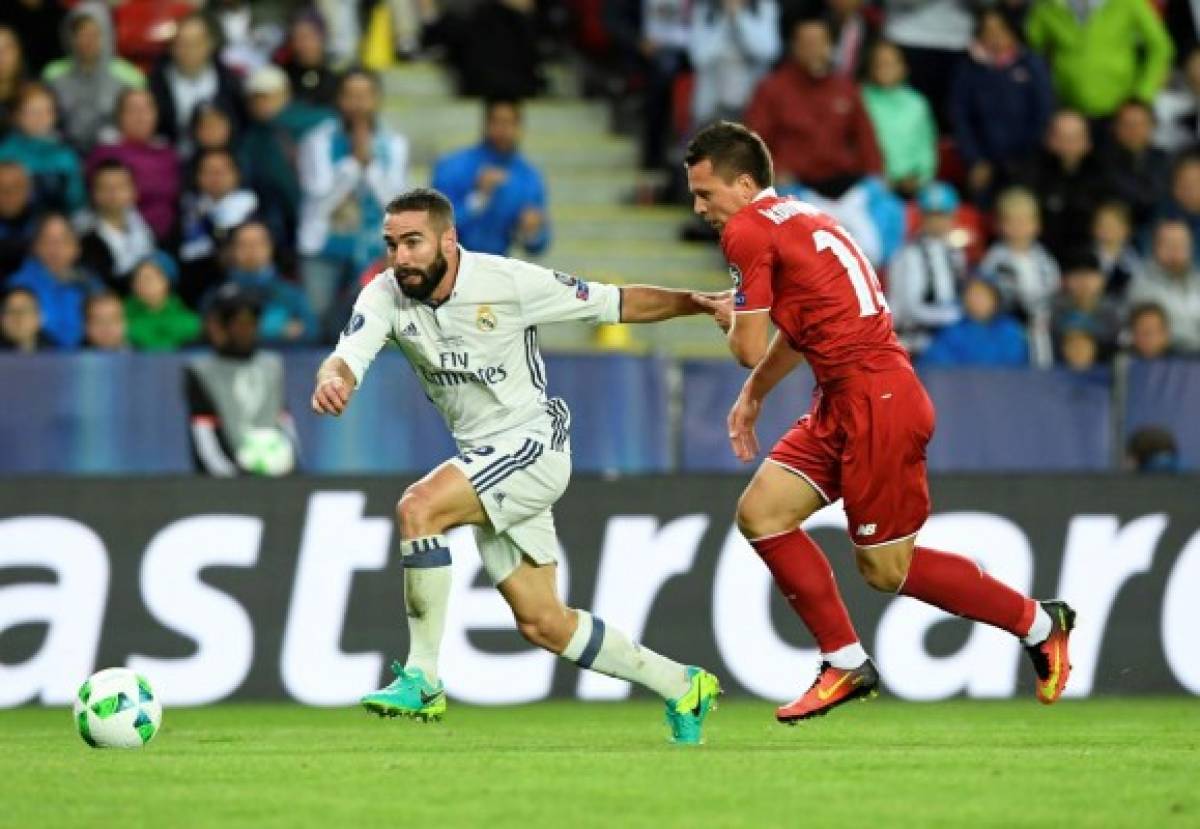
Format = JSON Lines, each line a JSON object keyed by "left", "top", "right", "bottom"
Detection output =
{"left": 901, "top": 546, "right": 1036, "bottom": 637}
{"left": 750, "top": 529, "right": 860, "bottom": 653}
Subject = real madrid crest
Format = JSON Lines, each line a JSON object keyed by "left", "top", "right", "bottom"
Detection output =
{"left": 476, "top": 305, "right": 497, "bottom": 332}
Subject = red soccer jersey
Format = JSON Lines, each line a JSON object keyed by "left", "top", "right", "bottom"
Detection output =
{"left": 723, "top": 192, "right": 912, "bottom": 384}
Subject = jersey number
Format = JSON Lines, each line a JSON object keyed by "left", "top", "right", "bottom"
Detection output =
{"left": 813, "top": 228, "right": 890, "bottom": 317}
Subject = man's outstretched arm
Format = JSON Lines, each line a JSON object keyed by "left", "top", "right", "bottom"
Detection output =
{"left": 620, "top": 285, "right": 731, "bottom": 324}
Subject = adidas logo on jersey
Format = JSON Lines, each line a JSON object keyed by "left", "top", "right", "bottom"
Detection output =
{"left": 400, "top": 322, "right": 420, "bottom": 338}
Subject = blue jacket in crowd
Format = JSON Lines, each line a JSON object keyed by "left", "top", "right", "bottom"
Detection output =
{"left": 8, "top": 257, "right": 101, "bottom": 348}
{"left": 432, "top": 142, "right": 549, "bottom": 256}
{"left": 921, "top": 314, "right": 1030, "bottom": 368}
{"left": 949, "top": 50, "right": 1055, "bottom": 169}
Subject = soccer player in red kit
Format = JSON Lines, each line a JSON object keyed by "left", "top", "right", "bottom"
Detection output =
{"left": 687, "top": 121, "right": 1076, "bottom": 723}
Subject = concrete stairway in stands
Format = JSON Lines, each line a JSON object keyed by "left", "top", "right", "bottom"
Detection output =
{"left": 381, "top": 62, "right": 730, "bottom": 356}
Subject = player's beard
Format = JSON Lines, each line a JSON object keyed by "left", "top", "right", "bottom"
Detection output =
{"left": 394, "top": 249, "right": 449, "bottom": 301}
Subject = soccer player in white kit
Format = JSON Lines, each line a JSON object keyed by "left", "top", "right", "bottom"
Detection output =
{"left": 311, "top": 188, "right": 726, "bottom": 744}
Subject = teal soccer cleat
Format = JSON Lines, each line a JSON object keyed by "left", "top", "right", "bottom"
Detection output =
{"left": 664, "top": 666, "right": 721, "bottom": 745}
{"left": 361, "top": 661, "right": 447, "bottom": 722}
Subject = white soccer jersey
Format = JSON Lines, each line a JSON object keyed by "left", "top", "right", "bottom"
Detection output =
{"left": 333, "top": 248, "right": 622, "bottom": 448}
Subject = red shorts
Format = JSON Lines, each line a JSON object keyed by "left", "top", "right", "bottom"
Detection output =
{"left": 768, "top": 368, "right": 936, "bottom": 547}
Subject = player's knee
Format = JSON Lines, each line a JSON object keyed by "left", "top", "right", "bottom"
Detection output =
{"left": 855, "top": 551, "right": 907, "bottom": 593}
{"left": 396, "top": 485, "right": 441, "bottom": 537}
{"left": 736, "top": 490, "right": 781, "bottom": 539}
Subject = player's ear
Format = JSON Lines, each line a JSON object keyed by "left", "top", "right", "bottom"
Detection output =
{"left": 441, "top": 224, "right": 457, "bottom": 256}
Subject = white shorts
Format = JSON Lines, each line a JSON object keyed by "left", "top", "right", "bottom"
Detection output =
{"left": 448, "top": 434, "right": 571, "bottom": 584}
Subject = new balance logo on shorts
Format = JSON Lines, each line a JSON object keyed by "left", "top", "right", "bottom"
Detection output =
{"left": 856, "top": 523, "right": 877, "bottom": 537}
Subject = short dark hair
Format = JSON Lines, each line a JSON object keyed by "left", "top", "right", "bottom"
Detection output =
{"left": 484, "top": 96, "right": 522, "bottom": 119}
{"left": 684, "top": 121, "right": 774, "bottom": 188}
{"left": 84, "top": 290, "right": 122, "bottom": 317}
{"left": 385, "top": 187, "right": 455, "bottom": 232}
{"left": 339, "top": 65, "right": 382, "bottom": 93}
{"left": 88, "top": 158, "right": 132, "bottom": 187}
{"left": 1129, "top": 302, "right": 1169, "bottom": 328}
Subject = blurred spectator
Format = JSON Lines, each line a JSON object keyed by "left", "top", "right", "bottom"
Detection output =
{"left": 1092, "top": 200, "right": 1144, "bottom": 298}
{"left": 42, "top": 3, "right": 146, "bottom": 154}
{"left": 1130, "top": 219, "right": 1200, "bottom": 352}
{"left": 86, "top": 89, "right": 180, "bottom": 243}
{"left": 921, "top": 276, "right": 1029, "bottom": 367}
{"left": 747, "top": 18, "right": 901, "bottom": 264}
{"left": 1017, "top": 109, "right": 1110, "bottom": 260}
{"left": 223, "top": 220, "right": 318, "bottom": 345}
{"left": 1059, "top": 325, "right": 1100, "bottom": 371}
{"left": 1126, "top": 301, "right": 1175, "bottom": 359}
{"left": 0, "top": 82, "right": 85, "bottom": 214}
{"left": 0, "top": 285, "right": 55, "bottom": 352}
{"left": 238, "top": 64, "right": 332, "bottom": 249}
{"left": 425, "top": 0, "right": 548, "bottom": 99}
{"left": 1125, "top": 425, "right": 1180, "bottom": 472}
{"left": 603, "top": 0, "right": 689, "bottom": 171}
{"left": 1102, "top": 100, "right": 1169, "bottom": 233}
{"left": 826, "top": 0, "right": 877, "bottom": 79}
{"left": 211, "top": 0, "right": 284, "bottom": 77}
{"left": 186, "top": 283, "right": 298, "bottom": 477}
{"left": 1153, "top": 47, "right": 1200, "bottom": 152}
{"left": 82, "top": 290, "right": 129, "bottom": 351}
{"left": 125, "top": 254, "right": 201, "bottom": 351}
{"left": 880, "top": 0, "right": 974, "bottom": 129}
{"left": 747, "top": 18, "right": 881, "bottom": 191}
{"left": 1168, "top": 0, "right": 1200, "bottom": 67}
{"left": 432, "top": 97, "right": 549, "bottom": 257}
{"left": 1026, "top": 0, "right": 1173, "bottom": 119}
{"left": 1050, "top": 251, "right": 1122, "bottom": 362}
{"left": 862, "top": 40, "right": 936, "bottom": 197}
{"left": 0, "top": 0, "right": 66, "bottom": 76}
{"left": 281, "top": 10, "right": 339, "bottom": 108}
{"left": 887, "top": 181, "right": 965, "bottom": 356}
{"left": 979, "top": 187, "right": 1060, "bottom": 365}
{"left": 109, "top": 0, "right": 195, "bottom": 74}
{"left": 7, "top": 213, "right": 101, "bottom": 348}
{"left": 298, "top": 68, "right": 407, "bottom": 334}
{"left": 951, "top": 8, "right": 1054, "bottom": 206}
{"left": 178, "top": 148, "right": 259, "bottom": 306}
{"left": 78, "top": 159, "right": 156, "bottom": 292}
{"left": 314, "top": 0, "right": 364, "bottom": 67}
{"left": 184, "top": 102, "right": 239, "bottom": 178}
{"left": 0, "top": 26, "right": 27, "bottom": 139}
{"left": 148, "top": 13, "right": 245, "bottom": 146}
{"left": 0, "top": 161, "right": 37, "bottom": 276}
{"left": 688, "top": 0, "right": 781, "bottom": 127}
{"left": 1157, "top": 153, "right": 1200, "bottom": 263}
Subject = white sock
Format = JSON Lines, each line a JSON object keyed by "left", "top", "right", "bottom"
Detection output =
{"left": 823, "top": 642, "right": 870, "bottom": 670}
{"left": 1022, "top": 604, "right": 1052, "bottom": 646}
{"left": 401, "top": 535, "right": 451, "bottom": 683}
{"left": 560, "top": 610, "right": 692, "bottom": 701}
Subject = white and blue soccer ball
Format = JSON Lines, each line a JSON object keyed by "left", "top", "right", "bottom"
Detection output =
{"left": 74, "top": 668, "right": 163, "bottom": 749}
{"left": 236, "top": 426, "right": 295, "bottom": 476}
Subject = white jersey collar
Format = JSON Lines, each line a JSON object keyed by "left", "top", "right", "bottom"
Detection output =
{"left": 752, "top": 186, "right": 778, "bottom": 202}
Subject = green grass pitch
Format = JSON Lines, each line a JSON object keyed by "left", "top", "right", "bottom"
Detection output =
{"left": 2, "top": 699, "right": 1197, "bottom": 828}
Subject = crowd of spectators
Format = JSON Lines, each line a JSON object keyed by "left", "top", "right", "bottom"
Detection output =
{"left": 1, "top": 0, "right": 1199, "bottom": 373}
{"left": 0, "top": 0, "right": 543, "bottom": 355}
{"left": 589, "top": 0, "right": 1200, "bottom": 369}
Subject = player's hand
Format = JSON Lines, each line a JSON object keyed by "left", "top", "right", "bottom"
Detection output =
{"left": 692, "top": 290, "right": 733, "bottom": 333}
{"left": 728, "top": 390, "right": 761, "bottom": 462}
{"left": 312, "top": 376, "right": 351, "bottom": 416}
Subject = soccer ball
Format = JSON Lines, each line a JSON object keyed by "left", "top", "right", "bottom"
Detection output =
{"left": 236, "top": 426, "right": 295, "bottom": 476}
{"left": 73, "top": 668, "right": 163, "bottom": 749}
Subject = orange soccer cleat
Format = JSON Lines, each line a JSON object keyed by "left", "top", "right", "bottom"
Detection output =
{"left": 1025, "top": 601, "right": 1077, "bottom": 705}
{"left": 775, "top": 659, "right": 880, "bottom": 724}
